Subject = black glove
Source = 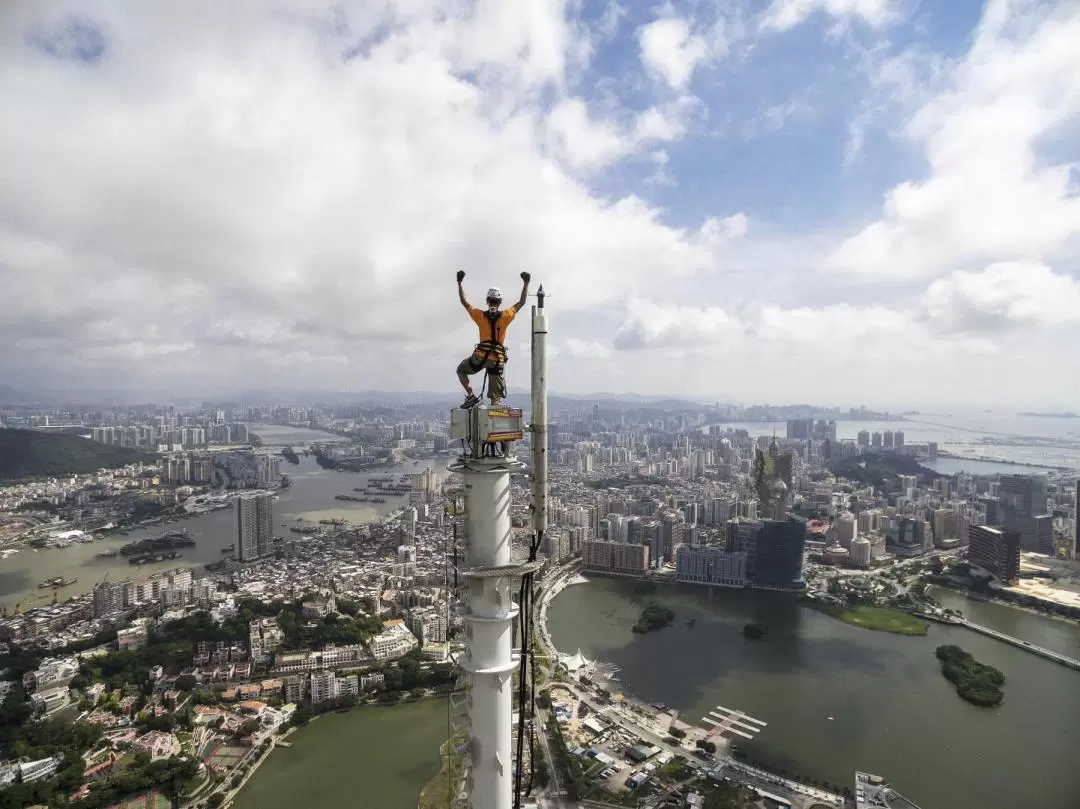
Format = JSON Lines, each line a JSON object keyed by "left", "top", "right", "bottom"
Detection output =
{"left": 456, "top": 270, "right": 466, "bottom": 283}
{"left": 520, "top": 271, "right": 531, "bottom": 283}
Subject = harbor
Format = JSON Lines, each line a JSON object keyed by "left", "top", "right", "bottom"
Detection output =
{"left": 0, "top": 445, "right": 440, "bottom": 611}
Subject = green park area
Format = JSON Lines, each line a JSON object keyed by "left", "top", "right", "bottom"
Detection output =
{"left": 813, "top": 604, "right": 929, "bottom": 636}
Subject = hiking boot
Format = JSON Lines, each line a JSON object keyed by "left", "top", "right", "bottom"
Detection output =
{"left": 461, "top": 394, "right": 480, "bottom": 409}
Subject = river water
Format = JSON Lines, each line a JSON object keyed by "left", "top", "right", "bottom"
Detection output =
{"left": 546, "top": 578, "right": 1080, "bottom": 809}
{"left": 233, "top": 699, "right": 447, "bottom": 809}
{"left": 708, "top": 415, "right": 1080, "bottom": 470}
{"left": 0, "top": 425, "right": 437, "bottom": 610}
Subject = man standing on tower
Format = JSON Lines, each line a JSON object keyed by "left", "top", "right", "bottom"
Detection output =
{"left": 455, "top": 270, "right": 530, "bottom": 407}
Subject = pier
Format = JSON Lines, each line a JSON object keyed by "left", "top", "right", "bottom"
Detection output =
{"left": 701, "top": 704, "right": 766, "bottom": 742}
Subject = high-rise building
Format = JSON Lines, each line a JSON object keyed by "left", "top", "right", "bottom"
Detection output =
{"left": 968, "top": 525, "right": 1021, "bottom": 584}
{"left": 675, "top": 546, "right": 747, "bottom": 587}
{"left": 256, "top": 454, "right": 282, "bottom": 488}
{"left": 236, "top": 492, "right": 274, "bottom": 562}
{"left": 580, "top": 540, "right": 649, "bottom": 575}
{"left": 1073, "top": 480, "right": 1080, "bottom": 559}
{"left": 786, "top": 419, "right": 812, "bottom": 440}
{"left": 835, "top": 511, "right": 857, "bottom": 549}
{"left": 999, "top": 475, "right": 1049, "bottom": 552}
{"left": 750, "top": 517, "right": 807, "bottom": 591}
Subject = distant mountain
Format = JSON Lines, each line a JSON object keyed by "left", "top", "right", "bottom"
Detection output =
{"left": 0, "top": 429, "right": 156, "bottom": 482}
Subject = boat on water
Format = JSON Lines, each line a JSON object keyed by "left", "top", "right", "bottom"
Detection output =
{"left": 38, "top": 576, "right": 77, "bottom": 589}
{"left": 221, "top": 544, "right": 235, "bottom": 554}
{"left": 94, "top": 550, "right": 118, "bottom": 558}
{"left": 119, "top": 529, "right": 195, "bottom": 556}
{"left": 129, "top": 551, "right": 183, "bottom": 565}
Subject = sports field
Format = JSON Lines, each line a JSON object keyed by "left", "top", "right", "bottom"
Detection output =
{"left": 203, "top": 742, "right": 248, "bottom": 769}
{"left": 107, "top": 792, "right": 170, "bottom": 809}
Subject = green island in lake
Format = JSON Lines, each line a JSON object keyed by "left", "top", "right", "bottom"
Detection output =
{"left": 935, "top": 645, "right": 1005, "bottom": 707}
{"left": 632, "top": 602, "right": 675, "bottom": 633}
{"left": 808, "top": 603, "right": 928, "bottom": 636}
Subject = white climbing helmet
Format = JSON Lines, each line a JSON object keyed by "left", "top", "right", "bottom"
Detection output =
{"left": 486, "top": 287, "right": 502, "bottom": 303}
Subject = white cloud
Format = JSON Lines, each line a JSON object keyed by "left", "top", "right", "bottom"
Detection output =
{"left": 563, "top": 339, "right": 613, "bottom": 359}
{"left": 762, "top": 0, "right": 903, "bottom": 32}
{"left": 2, "top": 0, "right": 1079, "bottom": 408}
{"left": 613, "top": 298, "right": 743, "bottom": 350}
{"left": 0, "top": 0, "right": 726, "bottom": 393}
{"left": 921, "top": 261, "right": 1080, "bottom": 333}
{"left": 828, "top": 0, "right": 1080, "bottom": 278}
{"left": 544, "top": 96, "right": 698, "bottom": 172}
{"left": 638, "top": 17, "right": 711, "bottom": 90}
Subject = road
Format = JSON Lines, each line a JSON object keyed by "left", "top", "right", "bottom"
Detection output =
{"left": 533, "top": 711, "right": 578, "bottom": 809}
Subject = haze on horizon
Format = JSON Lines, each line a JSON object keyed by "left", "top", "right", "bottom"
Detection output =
{"left": 2, "top": 0, "right": 1079, "bottom": 411}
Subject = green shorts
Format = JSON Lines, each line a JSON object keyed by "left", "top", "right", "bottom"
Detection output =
{"left": 457, "top": 354, "right": 506, "bottom": 398}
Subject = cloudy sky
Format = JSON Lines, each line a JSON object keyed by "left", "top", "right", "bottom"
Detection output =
{"left": 2, "top": 0, "right": 1079, "bottom": 408}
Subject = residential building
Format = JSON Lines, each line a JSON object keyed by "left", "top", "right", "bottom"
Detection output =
{"left": 675, "top": 546, "right": 747, "bottom": 587}
{"left": 580, "top": 539, "right": 649, "bottom": 575}
{"left": 23, "top": 657, "right": 78, "bottom": 693}
{"left": 368, "top": 621, "right": 419, "bottom": 661}
{"left": 968, "top": 525, "right": 1021, "bottom": 584}
{"left": 236, "top": 492, "right": 274, "bottom": 562}
{"left": 249, "top": 618, "right": 285, "bottom": 665}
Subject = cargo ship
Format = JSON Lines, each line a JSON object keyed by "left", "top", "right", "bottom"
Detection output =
{"left": 39, "top": 576, "right": 77, "bottom": 589}
{"left": 129, "top": 551, "right": 183, "bottom": 565}
{"left": 120, "top": 529, "right": 195, "bottom": 556}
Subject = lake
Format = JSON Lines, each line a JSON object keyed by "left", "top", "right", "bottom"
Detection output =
{"left": 546, "top": 577, "right": 1080, "bottom": 809}
{"left": 232, "top": 699, "right": 447, "bottom": 809}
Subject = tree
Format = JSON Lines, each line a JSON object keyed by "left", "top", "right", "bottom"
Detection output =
{"left": 208, "top": 794, "right": 225, "bottom": 808}
{"left": 668, "top": 727, "right": 686, "bottom": 739}
{"left": 175, "top": 674, "right": 197, "bottom": 691}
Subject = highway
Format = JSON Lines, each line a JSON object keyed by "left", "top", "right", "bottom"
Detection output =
{"left": 957, "top": 619, "right": 1080, "bottom": 670}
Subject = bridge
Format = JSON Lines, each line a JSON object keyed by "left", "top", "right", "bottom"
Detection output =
{"left": 957, "top": 620, "right": 1080, "bottom": 671}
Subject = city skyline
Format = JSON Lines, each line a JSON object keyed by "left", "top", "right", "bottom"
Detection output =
{"left": 3, "top": 1, "right": 1080, "bottom": 407}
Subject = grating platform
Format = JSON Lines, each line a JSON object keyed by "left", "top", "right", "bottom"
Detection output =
{"left": 457, "top": 560, "right": 545, "bottom": 579}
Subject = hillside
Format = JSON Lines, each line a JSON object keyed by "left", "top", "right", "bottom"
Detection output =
{"left": 828, "top": 453, "right": 942, "bottom": 491}
{"left": 0, "top": 429, "right": 157, "bottom": 481}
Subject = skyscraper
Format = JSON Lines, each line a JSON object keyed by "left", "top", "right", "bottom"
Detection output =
{"left": 968, "top": 525, "right": 1021, "bottom": 584}
{"left": 236, "top": 492, "right": 273, "bottom": 562}
{"left": 751, "top": 517, "right": 807, "bottom": 591}
{"left": 1072, "top": 480, "right": 1080, "bottom": 559}
{"left": 999, "top": 474, "right": 1049, "bottom": 552}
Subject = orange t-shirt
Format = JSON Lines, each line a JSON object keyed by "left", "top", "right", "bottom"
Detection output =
{"left": 469, "top": 305, "right": 517, "bottom": 356}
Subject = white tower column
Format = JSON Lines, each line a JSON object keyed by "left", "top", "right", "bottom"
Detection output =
{"left": 531, "top": 289, "right": 548, "bottom": 551}
{"left": 455, "top": 459, "right": 521, "bottom": 809}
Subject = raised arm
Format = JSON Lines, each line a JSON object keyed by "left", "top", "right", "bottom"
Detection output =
{"left": 456, "top": 270, "right": 471, "bottom": 311}
{"left": 514, "top": 271, "right": 531, "bottom": 312}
